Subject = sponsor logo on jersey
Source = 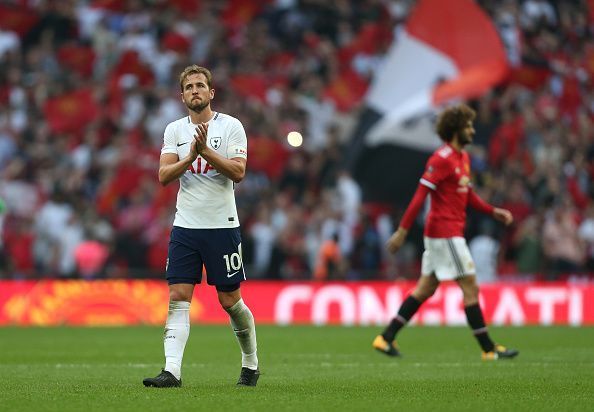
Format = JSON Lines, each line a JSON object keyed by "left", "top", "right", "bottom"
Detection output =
{"left": 457, "top": 175, "right": 470, "bottom": 192}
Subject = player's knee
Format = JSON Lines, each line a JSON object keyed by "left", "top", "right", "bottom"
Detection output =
{"left": 169, "top": 289, "right": 192, "bottom": 302}
{"left": 413, "top": 286, "right": 436, "bottom": 302}
{"left": 217, "top": 284, "right": 241, "bottom": 309}
{"left": 218, "top": 294, "right": 238, "bottom": 309}
{"left": 465, "top": 283, "right": 480, "bottom": 300}
{"left": 460, "top": 283, "right": 479, "bottom": 304}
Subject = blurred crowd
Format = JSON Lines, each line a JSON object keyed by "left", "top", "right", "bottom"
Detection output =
{"left": 0, "top": 0, "right": 593, "bottom": 282}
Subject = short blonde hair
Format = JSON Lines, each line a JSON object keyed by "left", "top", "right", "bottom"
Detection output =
{"left": 179, "top": 65, "right": 213, "bottom": 91}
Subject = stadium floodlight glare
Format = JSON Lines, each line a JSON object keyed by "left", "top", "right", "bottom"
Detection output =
{"left": 287, "top": 131, "right": 303, "bottom": 147}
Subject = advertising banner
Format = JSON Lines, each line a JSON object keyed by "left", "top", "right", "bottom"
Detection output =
{"left": 0, "top": 280, "right": 592, "bottom": 326}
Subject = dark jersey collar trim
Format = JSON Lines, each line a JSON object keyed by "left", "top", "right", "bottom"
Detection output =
{"left": 187, "top": 112, "right": 219, "bottom": 123}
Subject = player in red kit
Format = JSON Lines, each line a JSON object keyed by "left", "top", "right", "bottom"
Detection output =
{"left": 372, "top": 104, "right": 519, "bottom": 360}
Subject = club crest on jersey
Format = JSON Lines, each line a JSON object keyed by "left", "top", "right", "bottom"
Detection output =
{"left": 210, "top": 136, "right": 222, "bottom": 150}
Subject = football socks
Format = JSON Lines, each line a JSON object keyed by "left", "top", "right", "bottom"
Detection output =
{"left": 381, "top": 295, "right": 422, "bottom": 342}
{"left": 465, "top": 303, "right": 495, "bottom": 353}
{"left": 163, "top": 301, "right": 190, "bottom": 380}
{"left": 225, "top": 299, "right": 258, "bottom": 370}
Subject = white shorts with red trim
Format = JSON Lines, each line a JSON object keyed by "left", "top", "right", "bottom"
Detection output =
{"left": 421, "top": 236, "right": 476, "bottom": 281}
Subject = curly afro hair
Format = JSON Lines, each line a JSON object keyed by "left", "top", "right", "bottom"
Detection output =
{"left": 435, "top": 104, "right": 476, "bottom": 142}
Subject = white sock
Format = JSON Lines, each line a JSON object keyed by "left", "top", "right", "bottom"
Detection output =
{"left": 225, "top": 299, "right": 258, "bottom": 370}
{"left": 163, "top": 301, "right": 190, "bottom": 380}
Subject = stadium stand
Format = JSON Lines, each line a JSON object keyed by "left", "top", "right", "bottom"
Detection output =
{"left": 0, "top": 0, "right": 592, "bottom": 281}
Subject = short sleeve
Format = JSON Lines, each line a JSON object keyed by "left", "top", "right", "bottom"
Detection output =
{"left": 420, "top": 155, "right": 451, "bottom": 190}
{"left": 161, "top": 123, "right": 177, "bottom": 155}
{"left": 226, "top": 118, "right": 247, "bottom": 159}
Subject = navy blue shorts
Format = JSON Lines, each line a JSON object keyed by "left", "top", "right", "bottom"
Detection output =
{"left": 166, "top": 226, "right": 246, "bottom": 288}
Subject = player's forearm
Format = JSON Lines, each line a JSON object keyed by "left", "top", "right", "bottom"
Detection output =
{"left": 468, "top": 189, "right": 495, "bottom": 215}
{"left": 199, "top": 147, "right": 245, "bottom": 183}
{"left": 400, "top": 184, "right": 430, "bottom": 230}
{"left": 159, "top": 156, "right": 194, "bottom": 186}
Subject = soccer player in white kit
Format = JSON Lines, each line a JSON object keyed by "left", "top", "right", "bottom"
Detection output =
{"left": 372, "top": 104, "right": 519, "bottom": 360}
{"left": 143, "top": 65, "right": 259, "bottom": 388}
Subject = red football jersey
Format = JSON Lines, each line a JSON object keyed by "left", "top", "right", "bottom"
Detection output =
{"left": 419, "top": 144, "right": 471, "bottom": 237}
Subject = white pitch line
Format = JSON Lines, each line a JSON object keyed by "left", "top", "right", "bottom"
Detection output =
{"left": 2, "top": 361, "right": 592, "bottom": 369}
{"left": 1, "top": 363, "right": 210, "bottom": 369}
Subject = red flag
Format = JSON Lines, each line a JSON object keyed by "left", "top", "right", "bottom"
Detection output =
{"left": 338, "top": 22, "right": 392, "bottom": 65}
{"left": 57, "top": 45, "right": 96, "bottom": 77}
{"left": 43, "top": 89, "right": 100, "bottom": 134}
{"left": 508, "top": 66, "right": 551, "bottom": 90}
{"left": 161, "top": 31, "right": 191, "bottom": 54}
{"left": 221, "top": 0, "right": 270, "bottom": 30}
{"left": 585, "top": 45, "right": 594, "bottom": 78}
{"left": 167, "top": 0, "right": 202, "bottom": 14}
{"left": 365, "top": 0, "right": 509, "bottom": 150}
{"left": 108, "top": 50, "right": 155, "bottom": 92}
{"left": 230, "top": 74, "right": 268, "bottom": 103}
{"left": 248, "top": 135, "right": 290, "bottom": 180}
{"left": 324, "top": 70, "right": 369, "bottom": 112}
{"left": 0, "top": 4, "right": 39, "bottom": 37}
{"left": 90, "top": 0, "right": 126, "bottom": 12}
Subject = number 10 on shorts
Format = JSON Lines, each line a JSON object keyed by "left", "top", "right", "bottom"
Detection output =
{"left": 223, "top": 244, "right": 243, "bottom": 273}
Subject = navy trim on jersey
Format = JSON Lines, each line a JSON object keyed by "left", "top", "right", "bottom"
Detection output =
{"left": 188, "top": 112, "right": 219, "bottom": 123}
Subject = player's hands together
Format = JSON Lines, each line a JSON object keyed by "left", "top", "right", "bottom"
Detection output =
{"left": 493, "top": 207, "right": 513, "bottom": 226}
{"left": 192, "top": 122, "right": 209, "bottom": 155}
{"left": 386, "top": 227, "right": 408, "bottom": 254}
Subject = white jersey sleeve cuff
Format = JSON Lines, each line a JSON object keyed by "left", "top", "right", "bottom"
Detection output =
{"left": 420, "top": 178, "right": 436, "bottom": 190}
{"left": 228, "top": 145, "right": 247, "bottom": 159}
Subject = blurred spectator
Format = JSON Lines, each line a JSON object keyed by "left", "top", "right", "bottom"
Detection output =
{"left": 351, "top": 212, "right": 382, "bottom": 279}
{"left": 313, "top": 233, "right": 343, "bottom": 280}
{"left": 2, "top": 216, "right": 35, "bottom": 279}
{"left": 542, "top": 200, "right": 586, "bottom": 279}
{"left": 578, "top": 204, "right": 594, "bottom": 272}
{"left": 294, "top": 74, "right": 337, "bottom": 152}
{"left": 33, "top": 188, "right": 73, "bottom": 275}
{"left": 0, "top": 197, "right": 7, "bottom": 277}
{"left": 469, "top": 221, "right": 500, "bottom": 284}
{"left": 74, "top": 234, "right": 110, "bottom": 279}
{"left": 249, "top": 204, "right": 276, "bottom": 278}
{"left": 513, "top": 214, "right": 543, "bottom": 275}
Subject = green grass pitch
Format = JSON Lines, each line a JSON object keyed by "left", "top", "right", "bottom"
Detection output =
{"left": 1, "top": 325, "right": 593, "bottom": 411}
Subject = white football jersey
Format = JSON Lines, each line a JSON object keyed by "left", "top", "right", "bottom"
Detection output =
{"left": 161, "top": 112, "right": 248, "bottom": 229}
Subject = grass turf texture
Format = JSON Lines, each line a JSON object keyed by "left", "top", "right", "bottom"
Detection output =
{"left": 1, "top": 326, "right": 593, "bottom": 411}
